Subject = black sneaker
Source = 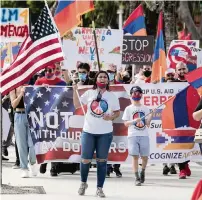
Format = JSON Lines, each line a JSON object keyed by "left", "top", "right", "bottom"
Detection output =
{"left": 12, "top": 163, "right": 20, "bottom": 169}
{"left": 163, "top": 165, "right": 170, "bottom": 175}
{"left": 2, "top": 155, "right": 9, "bottom": 161}
{"left": 106, "top": 171, "right": 110, "bottom": 178}
{"left": 50, "top": 167, "right": 58, "bottom": 176}
{"left": 140, "top": 171, "right": 145, "bottom": 183}
{"left": 114, "top": 169, "right": 122, "bottom": 178}
{"left": 40, "top": 163, "right": 47, "bottom": 174}
{"left": 135, "top": 178, "right": 141, "bottom": 186}
{"left": 2, "top": 147, "right": 8, "bottom": 156}
{"left": 170, "top": 166, "right": 177, "bottom": 174}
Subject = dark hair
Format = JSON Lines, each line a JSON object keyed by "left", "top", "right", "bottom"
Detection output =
{"left": 77, "top": 63, "right": 90, "bottom": 72}
{"left": 92, "top": 71, "right": 110, "bottom": 90}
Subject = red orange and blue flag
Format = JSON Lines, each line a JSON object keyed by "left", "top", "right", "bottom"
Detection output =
{"left": 54, "top": 0, "right": 94, "bottom": 37}
{"left": 151, "top": 12, "right": 167, "bottom": 83}
{"left": 162, "top": 85, "right": 200, "bottom": 130}
{"left": 123, "top": 4, "right": 147, "bottom": 36}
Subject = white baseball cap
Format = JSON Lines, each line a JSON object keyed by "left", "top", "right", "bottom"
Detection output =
{"left": 165, "top": 68, "right": 175, "bottom": 75}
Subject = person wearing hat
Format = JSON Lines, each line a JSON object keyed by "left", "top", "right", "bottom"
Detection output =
{"left": 163, "top": 68, "right": 176, "bottom": 82}
{"left": 35, "top": 64, "right": 66, "bottom": 86}
{"left": 35, "top": 63, "right": 66, "bottom": 177}
{"left": 122, "top": 86, "right": 154, "bottom": 186}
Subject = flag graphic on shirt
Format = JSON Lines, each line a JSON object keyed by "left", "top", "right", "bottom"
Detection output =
{"left": 0, "top": 6, "right": 64, "bottom": 95}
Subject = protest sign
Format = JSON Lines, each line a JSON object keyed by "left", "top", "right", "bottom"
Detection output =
{"left": 62, "top": 27, "right": 123, "bottom": 71}
{"left": 24, "top": 83, "right": 202, "bottom": 164}
{"left": 167, "top": 40, "right": 200, "bottom": 71}
{"left": 197, "top": 51, "right": 202, "bottom": 68}
{"left": 0, "top": 8, "right": 29, "bottom": 42}
{"left": 122, "top": 36, "right": 154, "bottom": 65}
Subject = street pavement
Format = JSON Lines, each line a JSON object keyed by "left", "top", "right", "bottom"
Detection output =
{"left": 1, "top": 146, "right": 202, "bottom": 200}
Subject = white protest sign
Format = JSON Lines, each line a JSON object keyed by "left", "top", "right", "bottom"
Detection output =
{"left": 0, "top": 8, "right": 29, "bottom": 42}
{"left": 63, "top": 27, "right": 123, "bottom": 71}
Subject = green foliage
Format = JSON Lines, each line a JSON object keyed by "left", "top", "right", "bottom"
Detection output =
{"left": 83, "top": 1, "right": 120, "bottom": 29}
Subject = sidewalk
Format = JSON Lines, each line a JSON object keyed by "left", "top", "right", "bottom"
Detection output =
{"left": 1, "top": 147, "right": 202, "bottom": 200}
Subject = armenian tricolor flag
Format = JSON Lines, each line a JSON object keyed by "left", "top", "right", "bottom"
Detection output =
{"left": 123, "top": 4, "right": 147, "bottom": 36}
{"left": 54, "top": 0, "right": 94, "bottom": 37}
{"left": 162, "top": 85, "right": 200, "bottom": 130}
{"left": 186, "top": 67, "right": 202, "bottom": 96}
{"left": 156, "top": 130, "right": 196, "bottom": 150}
{"left": 151, "top": 12, "right": 167, "bottom": 82}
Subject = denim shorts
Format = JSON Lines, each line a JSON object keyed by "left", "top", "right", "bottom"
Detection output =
{"left": 128, "top": 136, "right": 150, "bottom": 157}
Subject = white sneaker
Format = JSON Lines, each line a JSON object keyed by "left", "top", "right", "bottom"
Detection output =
{"left": 29, "top": 164, "right": 38, "bottom": 176}
{"left": 21, "top": 169, "right": 29, "bottom": 178}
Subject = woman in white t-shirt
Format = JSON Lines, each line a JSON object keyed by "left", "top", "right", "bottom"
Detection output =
{"left": 73, "top": 71, "right": 120, "bottom": 198}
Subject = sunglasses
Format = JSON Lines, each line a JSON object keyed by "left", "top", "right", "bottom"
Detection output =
{"left": 178, "top": 68, "right": 186, "bottom": 71}
{"left": 167, "top": 74, "right": 174, "bottom": 77}
{"left": 96, "top": 91, "right": 102, "bottom": 102}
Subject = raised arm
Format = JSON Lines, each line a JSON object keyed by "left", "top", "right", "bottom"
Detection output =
{"left": 10, "top": 87, "right": 25, "bottom": 109}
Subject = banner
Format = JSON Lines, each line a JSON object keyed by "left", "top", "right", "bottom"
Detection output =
{"left": 122, "top": 36, "right": 154, "bottom": 65}
{"left": 167, "top": 40, "right": 199, "bottom": 72}
{"left": 0, "top": 8, "right": 29, "bottom": 42}
{"left": 197, "top": 51, "right": 202, "bottom": 68}
{"left": 25, "top": 83, "right": 202, "bottom": 164}
{"left": 63, "top": 27, "right": 123, "bottom": 71}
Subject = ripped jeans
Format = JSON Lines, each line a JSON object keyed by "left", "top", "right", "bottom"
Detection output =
{"left": 80, "top": 131, "right": 113, "bottom": 188}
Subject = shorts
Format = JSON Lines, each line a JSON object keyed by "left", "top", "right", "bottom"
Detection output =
{"left": 128, "top": 136, "right": 150, "bottom": 157}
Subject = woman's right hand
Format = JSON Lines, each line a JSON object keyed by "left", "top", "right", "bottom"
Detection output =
{"left": 72, "top": 83, "right": 78, "bottom": 90}
{"left": 20, "top": 86, "right": 25, "bottom": 95}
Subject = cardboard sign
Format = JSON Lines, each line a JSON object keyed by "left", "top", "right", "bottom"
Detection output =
{"left": 0, "top": 8, "right": 29, "bottom": 42}
{"left": 122, "top": 36, "right": 154, "bottom": 65}
{"left": 63, "top": 27, "right": 123, "bottom": 71}
{"left": 197, "top": 51, "right": 202, "bottom": 68}
{"left": 167, "top": 40, "right": 199, "bottom": 71}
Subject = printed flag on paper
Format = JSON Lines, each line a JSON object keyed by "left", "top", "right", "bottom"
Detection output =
{"left": 123, "top": 4, "right": 147, "bottom": 36}
{"left": 0, "top": 45, "right": 8, "bottom": 69}
{"left": 151, "top": 12, "right": 167, "bottom": 82}
{"left": 0, "top": 6, "right": 64, "bottom": 95}
{"left": 54, "top": 0, "right": 94, "bottom": 37}
{"left": 156, "top": 130, "right": 196, "bottom": 150}
{"left": 162, "top": 86, "right": 200, "bottom": 130}
{"left": 25, "top": 85, "right": 130, "bottom": 164}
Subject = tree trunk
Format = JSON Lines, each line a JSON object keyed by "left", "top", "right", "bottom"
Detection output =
{"left": 164, "top": 2, "right": 177, "bottom": 52}
{"left": 178, "top": 1, "right": 201, "bottom": 42}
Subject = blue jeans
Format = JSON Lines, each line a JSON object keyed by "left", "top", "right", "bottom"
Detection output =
{"left": 199, "top": 143, "right": 202, "bottom": 154}
{"left": 14, "top": 113, "right": 36, "bottom": 169}
{"left": 80, "top": 131, "right": 113, "bottom": 188}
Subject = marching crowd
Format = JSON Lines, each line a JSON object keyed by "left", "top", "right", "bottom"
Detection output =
{"left": 2, "top": 61, "right": 202, "bottom": 197}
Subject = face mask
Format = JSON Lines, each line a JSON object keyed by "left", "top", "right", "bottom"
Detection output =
{"left": 122, "top": 76, "right": 131, "bottom": 83}
{"left": 96, "top": 81, "right": 107, "bottom": 89}
{"left": 78, "top": 73, "right": 87, "bottom": 82}
{"left": 108, "top": 73, "right": 115, "bottom": 81}
{"left": 45, "top": 72, "right": 55, "bottom": 79}
{"left": 132, "top": 93, "right": 142, "bottom": 101}
{"left": 143, "top": 70, "right": 152, "bottom": 77}
{"left": 55, "top": 71, "right": 61, "bottom": 77}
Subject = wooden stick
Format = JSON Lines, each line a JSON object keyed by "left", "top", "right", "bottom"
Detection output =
{"left": 92, "top": 21, "right": 101, "bottom": 71}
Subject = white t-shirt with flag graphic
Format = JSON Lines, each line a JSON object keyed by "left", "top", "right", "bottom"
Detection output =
{"left": 122, "top": 104, "right": 150, "bottom": 137}
{"left": 80, "top": 89, "right": 120, "bottom": 134}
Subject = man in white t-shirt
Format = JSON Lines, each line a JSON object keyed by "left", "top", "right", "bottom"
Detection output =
{"left": 122, "top": 86, "right": 154, "bottom": 186}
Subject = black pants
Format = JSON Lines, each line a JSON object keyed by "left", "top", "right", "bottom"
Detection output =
{"left": 107, "top": 164, "right": 120, "bottom": 171}
{"left": 178, "top": 161, "right": 189, "bottom": 171}
{"left": 2, "top": 124, "right": 14, "bottom": 148}
{"left": 199, "top": 143, "right": 202, "bottom": 155}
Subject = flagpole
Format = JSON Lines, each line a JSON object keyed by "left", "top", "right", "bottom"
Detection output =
{"left": 92, "top": 21, "right": 101, "bottom": 71}
{"left": 75, "top": 89, "right": 86, "bottom": 115}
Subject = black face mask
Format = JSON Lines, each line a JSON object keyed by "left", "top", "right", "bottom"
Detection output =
{"left": 122, "top": 76, "right": 131, "bottom": 83}
{"left": 143, "top": 70, "right": 152, "bottom": 77}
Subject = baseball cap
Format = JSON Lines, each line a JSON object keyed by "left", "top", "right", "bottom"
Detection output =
{"left": 165, "top": 68, "right": 175, "bottom": 75}
{"left": 130, "top": 86, "right": 143, "bottom": 94}
{"left": 46, "top": 64, "right": 56, "bottom": 69}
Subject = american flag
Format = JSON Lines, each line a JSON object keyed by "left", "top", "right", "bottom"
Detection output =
{"left": 0, "top": 6, "right": 64, "bottom": 95}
